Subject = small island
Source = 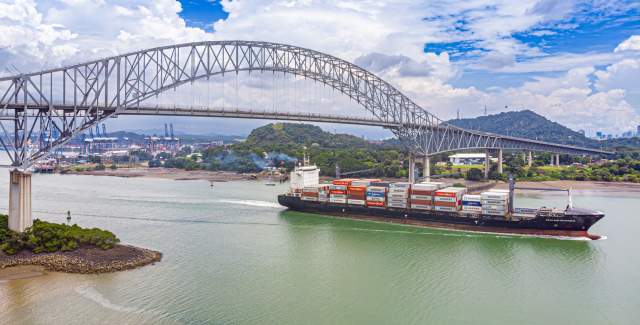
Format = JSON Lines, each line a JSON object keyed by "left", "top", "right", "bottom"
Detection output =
{"left": 0, "top": 214, "right": 161, "bottom": 274}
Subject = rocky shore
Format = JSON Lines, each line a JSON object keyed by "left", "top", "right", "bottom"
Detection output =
{"left": 0, "top": 244, "right": 162, "bottom": 274}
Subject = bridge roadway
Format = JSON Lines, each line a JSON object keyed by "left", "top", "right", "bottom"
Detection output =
{"left": 0, "top": 103, "right": 612, "bottom": 156}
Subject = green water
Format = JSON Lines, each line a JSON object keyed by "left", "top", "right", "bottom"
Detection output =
{"left": 0, "top": 173, "right": 639, "bottom": 324}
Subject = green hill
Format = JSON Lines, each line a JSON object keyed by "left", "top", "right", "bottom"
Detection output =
{"left": 245, "top": 123, "right": 377, "bottom": 150}
{"left": 447, "top": 110, "right": 601, "bottom": 148}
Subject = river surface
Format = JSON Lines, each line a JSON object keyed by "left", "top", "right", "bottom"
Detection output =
{"left": 0, "top": 172, "right": 639, "bottom": 324}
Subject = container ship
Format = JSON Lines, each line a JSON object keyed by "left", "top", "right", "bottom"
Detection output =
{"left": 278, "top": 164, "right": 605, "bottom": 240}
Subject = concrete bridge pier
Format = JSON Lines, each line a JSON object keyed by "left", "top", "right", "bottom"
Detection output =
{"left": 408, "top": 153, "right": 416, "bottom": 183}
{"left": 484, "top": 150, "right": 490, "bottom": 179}
{"left": 497, "top": 149, "right": 503, "bottom": 174}
{"left": 423, "top": 156, "right": 431, "bottom": 182}
{"left": 555, "top": 154, "right": 560, "bottom": 167}
{"left": 8, "top": 169, "right": 32, "bottom": 232}
{"left": 528, "top": 151, "right": 533, "bottom": 167}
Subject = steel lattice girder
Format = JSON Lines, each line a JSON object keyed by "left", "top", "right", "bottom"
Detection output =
{"left": 0, "top": 40, "right": 611, "bottom": 167}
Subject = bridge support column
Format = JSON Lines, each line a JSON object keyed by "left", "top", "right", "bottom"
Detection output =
{"left": 549, "top": 154, "right": 555, "bottom": 166}
{"left": 8, "top": 169, "right": 33, "bottom": 232}
{"left": 423, "top": 156, "right": 431, "bottom": 183}
{"left": 408, "top": 153, "right": 416, "bottom": 183}
{"left": 484, "top": 150, "right": 490, "bottom": 179}
{"left": 556, "top": 154, "right": 560, "bottom": 167}
{"left": 527, "top": 151, "right": 532, "bottom": 167}
{"left": 497, "top": 149, "right": 503, "bottom": 174}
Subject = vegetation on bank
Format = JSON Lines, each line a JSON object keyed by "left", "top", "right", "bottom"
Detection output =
{"left": 0, "top": 214, "right": 119, "bottom": 255}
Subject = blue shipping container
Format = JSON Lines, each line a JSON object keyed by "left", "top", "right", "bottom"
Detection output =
{"left": 366, "top": 191, "right": 386, "bottom": 198}
{"left": 462, "top": 200, "right": 481, "bottom": 207}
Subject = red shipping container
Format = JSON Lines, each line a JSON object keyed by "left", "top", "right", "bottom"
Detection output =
{"left": 332, "top": 178, "right": 358, "bottom": 186}
{"left": 329, "top": 190, "right": 347, "bottom": 195}
{"left": 302, "top": 192, "right": 319, "bottom": 197}
{"left": 411, "top": 190, "right": 435, "bottom": 195}
{"left": 410, "top": 199, "right": 432, "bottom": 205}
{"left": 366, "top": 201, "right": 385, "bottom": 207}
{"left": 347, "top": 186, "right": 366, "bottom": 192}
{"left": 435, "top": 191, "right": 457, "bottom": 197}
{"left": 434, "top": 201, "right": 457, "bottom": 207}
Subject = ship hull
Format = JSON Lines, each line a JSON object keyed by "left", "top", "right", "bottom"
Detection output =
{"left": 278, "top": 195, "right": 604, "bottom": 239}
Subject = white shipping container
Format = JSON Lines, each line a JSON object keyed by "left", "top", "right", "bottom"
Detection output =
{"left": 367, "top": 186, "right": 387, "bottom": 192}
{"left": 389, "top": 182, "right": 412, "bottom": 188}
{"left": 329, "top": 198, "right": 347, "bottom": 203}
{"left": 434, "top": 196, "right": 457, "bottom": 203}
{"left": 366, "top": 197, "right": 386, "bottom": 202}
{"left": 348, "top": 199, "right": 366, "bottom": 205}
{"left": 482, "top": 209, "right": 507, "bottom": 216}
{"left": 330, "top": 194, "right": 347, "bottom": 199}
{"left": 301, "top": 196, "right": 319, "bottom": 201}
{"left": 481, "top": 199, "right": 508, "bottom": 206}
{"left": 462, "top": 194, "right": 482, "bottom": 201}
{"left": 434, "top": 205, "right": 458, "bottom": 212}
{"left": 411, "top": 204, "right": 432, "bottom": 210}
{"left": 410, "top": 194, "right": 433, "bottom": 200}
{"left": 462, "top": 206, "right": 482, "bottom": 212}
{"left": 318, "top": 197, "right": 329, "bottom": 202}
{"left": 481, "top": 192, "right": 509, "bottom": 200}
{"left": 483, "top": 204, "right": 507, "bottom": 211}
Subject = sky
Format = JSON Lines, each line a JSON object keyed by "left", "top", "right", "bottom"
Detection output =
{"left": 0, "top": 0, "right": 639, "bottom": 138}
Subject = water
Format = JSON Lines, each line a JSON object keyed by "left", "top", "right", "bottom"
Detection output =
{"left": 0, "top": 172, "right": 639, "bottom": 324}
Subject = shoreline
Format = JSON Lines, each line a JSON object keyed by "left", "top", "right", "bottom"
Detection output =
{"left": 0, "top": 244, "right": 162, "bottom": 279}
{"left": 58, "top": 167, "right": 640, "bottom": 192}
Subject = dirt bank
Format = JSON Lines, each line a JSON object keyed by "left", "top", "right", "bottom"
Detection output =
{"left": 0, "top": 244, "right": 162, "bottom": 275}
{"left": 66, "top": 167, "right": 252, "bottom": 182}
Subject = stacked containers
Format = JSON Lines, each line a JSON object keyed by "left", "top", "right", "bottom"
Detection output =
{"left": 410, "top": 183, "right": 440, "bottom": 210}
{"left": 481, "top": 191, "right": 509, "bottom": 216}
{"left": 434, "top": 187, "right": 467, "bottom": 212}
{"left": 461, "top": 194, "right": 482, "bottom": 213}
{"left": 318, "top": 184, "right": 330, "bottom": 202}
{"left": 387, "top": 182, "right": 411, "bottom": 208}
{"left": 347, "top": 185, "right": 367, "bottom": 205}
{"left": 351, "top": 179, "right": 381, "bottom": 187}
{"left": 301, "top": 186, "right": 319, "bottom": 201}
{"left": 366, "top": 186, "right": 387, "bottom": 208}
{"left": 329, "top": 179, "right": 355, "bottom": 204}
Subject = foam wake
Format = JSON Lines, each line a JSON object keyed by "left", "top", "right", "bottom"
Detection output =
{"left": 216, "top": 199, "right": 283, "bottom": 209}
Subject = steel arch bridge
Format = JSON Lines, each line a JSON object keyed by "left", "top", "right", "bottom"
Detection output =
{"left": 0, "top": 40, "right": 609, "bottom": 168}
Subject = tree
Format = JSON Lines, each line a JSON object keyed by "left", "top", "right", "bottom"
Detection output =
{"left": 466, "top": 168, "right": 483, "bottom": 181}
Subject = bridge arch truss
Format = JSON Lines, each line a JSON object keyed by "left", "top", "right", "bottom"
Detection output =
{"left": 0, "top": 40, "right": 609, "bottom": 168}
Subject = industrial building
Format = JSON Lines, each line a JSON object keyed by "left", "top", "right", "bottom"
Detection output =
{"left": 448, "top": 153, "right": 492, "bottom": 165}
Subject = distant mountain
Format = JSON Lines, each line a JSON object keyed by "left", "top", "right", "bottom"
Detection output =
{"left": 447, "top": 110, "right": 601, "bottom": 148}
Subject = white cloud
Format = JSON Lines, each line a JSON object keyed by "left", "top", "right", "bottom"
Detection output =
{"left": 0, "top": 0, "right": 637, "bottom": 137}
{"left": 614, "top": 35, "right": 640, "bottom": 52}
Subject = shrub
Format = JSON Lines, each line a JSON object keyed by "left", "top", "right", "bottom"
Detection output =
{"left": 465, "top": 168, "right": 484, "bottom": 181}
{"left": 94, "top": 163, "right": 106, "bottom": 171}
{"left": 0, "top": 215, "right": 119, "bottom": 255}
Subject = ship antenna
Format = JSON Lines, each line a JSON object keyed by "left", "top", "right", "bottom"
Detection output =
{"left": 567, "top": 187, "right": 573, "bottom": 209}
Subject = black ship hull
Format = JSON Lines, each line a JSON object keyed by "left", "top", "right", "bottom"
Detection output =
{"left": 278, "top": 195, "right": 604, "bottom": 239}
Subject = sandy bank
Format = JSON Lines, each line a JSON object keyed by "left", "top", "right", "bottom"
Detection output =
{"left": 66, "top": 167, "right": 252, "bottom": 182}
{"left": 0, "top": 244, "right": 162, "bottom": 275}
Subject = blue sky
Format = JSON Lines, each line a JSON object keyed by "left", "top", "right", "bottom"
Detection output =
{"left": 179, "top": 0, "right": 228, "bottom": 31}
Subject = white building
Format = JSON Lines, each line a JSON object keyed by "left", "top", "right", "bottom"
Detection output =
{"left": 448, "top": 153, "right": 492, "bottom": 165}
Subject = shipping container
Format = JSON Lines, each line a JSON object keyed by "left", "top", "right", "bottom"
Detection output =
{"left": 301, "top": 196, "right": 319, "bottom": 201}
{"left": 366, "top": 191, "right": 386, "bottom": 198}
{"left": 329, "top": 198, "right": 347, "bottom": 204}
{"left": 481, "top": 199, "right": 508, "bottom": 206}
{"left": 481, "top": 191, "right": 509, "bottom": 200}
{"left": 366, "top": 201, "right": 385, "bottom": 207}
{"left": 434, "top": 205, "right": 458, "bottom": 212}
{"left": 329, "top": 189, "right": 347, "bottom": 195}
{"left": 462, "top": 200, "right": 482, "bottom": 207}
{"left": 462, "top": 206, "right": 482, "bottom": 212}
{"left": 410, "top": 204, "right": 432, "bottom": 210}
{"left": 410, "top": 194, "right": 433, "bottom": 200}
{"left": 332, "top": 178, "right": 358, "bottom": 186}
{"left": 366, "top": 196, "right": 386, "bottom": 202}
{"left": 389, "top": 182, "right": 412, "bottom": 189}
{"left": 348, "top": 199, "right": 366, "bottom": 205}
{"left": 370, "top": 181, "right": 391, "bottom": 187}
